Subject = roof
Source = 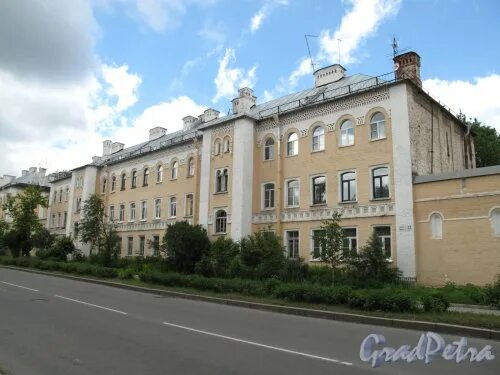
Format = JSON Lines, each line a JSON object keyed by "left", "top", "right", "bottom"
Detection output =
{"left": 413, "top": 165, "right": 500, "bottom": 184}
{"left": 0, "top": 172, "right": 50, "bottom": 191}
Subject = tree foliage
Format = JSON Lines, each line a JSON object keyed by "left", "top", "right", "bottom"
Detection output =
{"left": 315, "top": 212, "right": 345, "bottom": 283}
{"left": 78, "top": 194, "right": 120, "bottom": 262}
{"left": 459, "top": 114, "right": 500, "bottom": 167}
{"left": 195, "top": 236, "right": 240, "bottom": 277}
{"left": 1, "top": 186, "right": 48, "bottom": 256}
{"left": 239, "top": 230, "right": 285, "bottom": 279}
{"left": 161, "top": 221, "right": 210, "bottom": 273}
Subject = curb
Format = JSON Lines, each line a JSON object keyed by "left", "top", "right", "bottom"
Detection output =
{"left": 450, "top": 303, "right": 498, "bottom": 311}
{"left": 1, "top": 265, "right": 499, "bottom": 341}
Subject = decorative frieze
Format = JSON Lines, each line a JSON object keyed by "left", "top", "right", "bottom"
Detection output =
{"left": 356, "top": 116, "right": 365, "bottom": 125}
{"left": 114, "top": 220, "right": 178, "bottom": 232}
{"left": 211, "top": 122, "right": 235, "bottom": 136}
{"left": 252, "top": 203, "right": 395, "bottom": 224}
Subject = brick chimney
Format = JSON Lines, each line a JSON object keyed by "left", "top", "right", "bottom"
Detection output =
{"left": 394, "top": 51, "right": 422, "bottom": 88}
{"left": 232, "top": 87, "right": 256, "bottom": 115}
{"left": 103, "top": 140, "right": 113, "bottom": 156}
{"left": 182, "top": 116, "right": 198, "bottom": 131}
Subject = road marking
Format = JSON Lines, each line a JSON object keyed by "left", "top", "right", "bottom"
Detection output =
{"left": 0, "top": 281, "right": 39, "bottom": 292}
{"left": 162, "top": 321, "right": 352, "bottom": 366}
{"left": 54, "top": 295, "right": 128, "bottom": 315}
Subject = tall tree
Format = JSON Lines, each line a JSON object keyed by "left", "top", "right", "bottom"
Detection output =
{"left": 1, "top": 186, "right": 48, "bottom": 256}
{"left": 315, "top": 212, "right": 345, "bottom": 284}
{"left": 459, "top": 114, "right": 500, "bottom": 167}
{"left": 78, "top": 194, "right": 120, "bottom": 260}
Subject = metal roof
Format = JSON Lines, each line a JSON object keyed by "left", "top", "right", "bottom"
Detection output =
{"left": 413, "top": 165, "right": 500, "bottom": 184}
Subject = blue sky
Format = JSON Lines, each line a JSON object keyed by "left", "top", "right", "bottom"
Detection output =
{"left": 0, "top": 0, "right": 499, "bottom": 175}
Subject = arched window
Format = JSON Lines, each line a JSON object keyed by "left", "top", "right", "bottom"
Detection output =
{"left": 156, "top": 165, "right": 163, "bottom": 183}
{"left": 131, "top": 171, "right": 137, "bottom": 188}
{"left": 286, "top": 179, "right": 299, "bottom": 207}
{"left": 372, "top": 167, "right": 389, "bottom": 199}
{"left": 171, "top": 161, "right": 178, "bottom": 180}
{"left": 143, "top": 168, "right": 149, "bottom": 186}
{"left": 370, "top": 112, "right": 386, "bottom": 140}
{"left": 264, "top": 137, "right": 274, "bottom": 160}
{"left": 65, "top": 187, "right": 69, "bottom": 201}
{"left": 214, "top": 139, "right": 221, "bottom": 155}
{"left": 312, "top": 126, "right": 325, "bottom": 151}
{"left": 102, "top": 178, "right": 107, "bottom": 193}
{"left": 287, "top": 132, "right": 298, "bottom": 156}
{"left": 341, "top": 172, "right": 357, "bottom": 202}
{"left": 121, "top": 173, "right": 126, "bottom": 190}
{"left": 312, "top": 176, "right": 326, "bottom": 204}
{"left": 111, "top": 175, "right": 116, "bottom": 191}
{"left": 216, "top": 169, "right": 228, "bottom": 193}
{"left": 340, "top": 120, "right": 354, "bottom": 146}
{"left": 491, "top": 208, "right": 500, "bottom": 236}
{"left": 430, "top": 213, "right": 443, "bottom": 239}
{"left": 187, "top": 157, "right": 195, "bottom": 177}
{"left": 223, "top": 137, "right": 230, "bottom": 153}
{"left": 215, "top": 210, "right": 227, "bottom": 234}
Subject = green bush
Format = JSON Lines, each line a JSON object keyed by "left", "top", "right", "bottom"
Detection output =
{"left": 240, "top": 231, "right": 285, "bottom": 279}
{"left": 279, "top": 258, "right": 309, "bottom": 283}
{"left": 195, "top": 237, "right": 240, "bottom": 278}
{"left": 117, "top": 269, "right": 135, "bottom": 280}
{"left": 347, "top": 289, "right": 418, "bottom": 312}
{"left": 485, "top": 276, "right": 500, "bottom": 308}
{"left": 422, "top": 294, "right": 450, "bottom": 312}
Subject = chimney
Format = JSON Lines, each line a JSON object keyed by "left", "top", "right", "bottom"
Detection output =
{"left": 21, "top": 170, "right": 28, "bottom": 176}
{"left": 204, "top": 108, "right": 220, "bottom": 122}
{"left": 182, "top": 116, "right": 198, "bottom": 131}
{"left": 394, "top": 51, "right": 422, "bottom": 88}
{"left": 231, "top": 87, "right": 256, "bottom": 115}
{"left": 149, "top": 127, "right": 167, "bottom": 141}
{"left": 92, "top": 156, "right": 103, "bottom": 164}
{"left": 198, "top": 113, "right": 205, "bottom": 123}
{"left": 29, "top": 167, "right": 37, "bottom": 174}
{"left": 103, "top": 140, "right": 113, "bottom": 156}
{"left": 314, "top": 64, "right": 346, "bottom": 87}
{"left": 111, "top": 142, "right": 124, "bottom": 154}
{"left": 38, "top": 167, "right": 46, "bottom": 177}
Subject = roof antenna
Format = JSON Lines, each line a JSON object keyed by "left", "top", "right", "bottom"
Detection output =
{"left": 390, "top": 35, "right": 409, "bottom": 58}
{"left": 304, "top": 34, "right": 318, "bottom": 73}
{"left": 337, "top": 38, "right": 342, "bottom": 65}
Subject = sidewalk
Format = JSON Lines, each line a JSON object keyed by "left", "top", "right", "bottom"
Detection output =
{"left": 449, "top": 304, "right": 500, "bottom": 316}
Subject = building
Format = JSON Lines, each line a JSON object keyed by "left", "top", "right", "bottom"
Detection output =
{"left": 0, "top": 167, "right": 50, "bottom": 225}
{"left": 19, "top": 51, "right": 499, "bottom": 285}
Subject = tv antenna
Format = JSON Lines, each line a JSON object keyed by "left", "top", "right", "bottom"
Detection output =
{"left": 304, "top": 34, "right": 318, "bottom": 73}
{"left": 337, "top": 38, "right": 343, "bottom": 65}
{"left": 390, "top": 36, "right": 409, "bottom": 58}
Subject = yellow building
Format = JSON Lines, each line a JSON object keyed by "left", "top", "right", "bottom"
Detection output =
{"left": 35, "top": 51, "right": 498, "bottom": 285}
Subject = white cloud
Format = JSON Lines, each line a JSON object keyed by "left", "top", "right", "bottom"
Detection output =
{"left": 423, "top": 74, "right": 500, "bottom": 132}
{"left": 198, "top": 20, "right": 226, "bottom": 44}
{"left": 250, "top": 0, "right": 289, "bottom": 34}
{"left": 212, "top": 48, "right": 258, "bottom": 103}
{"left": 102, "top": 64, "right": 142, "bottom": 112}
{"left": 286, "top": 0, "right": 401, "bottom": 89}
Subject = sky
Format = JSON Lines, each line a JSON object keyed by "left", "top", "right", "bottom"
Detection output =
{"left": 0, "top": 0, "right": 499, "bottom": 176}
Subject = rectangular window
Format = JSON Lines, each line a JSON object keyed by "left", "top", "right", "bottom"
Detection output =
{"left": 109, "top": 206, "right": 115, "bottom": 222}
{"left": 119, "top": 204, "right": 125, "bottom": 222}
{"left": 121, "top": 174, "right": 126, "bottom": 190}
{"left": 342, "top": 228, "right": 357, "bottom": 253}
{"left": 286, "top": 180, "right": 299, "bottom": 207}
{"left": 215, "top": 169, "right": 229, "bottom": 193}
{"left": 169, "top": 197, "right": 177, "bottom": 218}
{"left": 52, "top": 214, "right": 56, "bottom": 227}
{"left": 154, "top": 198, "right": 161, "bottom": 219}
{"left": 139, "top": 236, "right": 145, "bottom": 256}
{"left": 152, "top": 235, "right": 160, "bottom": 257}
{"left": 130, "top": 202, "right": 136, "bottom": 221}
{"left": 372, "top": 167, "right": 389, "bottom": 199}
{"left": 312, "top": 176, "right": 326, "bottom": 205}
{"left": 57, "top": 213, "right": 61, "bottom": 228}
{"left": 263, "top": 183, "right": 275, "bottom": 209}
{"left": 185, "top": 194, "right": 194, "bottom": 217}
{"left": 312, "top": 229, "right": 325, "bottom": 260}
{"left": 63, "top": 212, "right": 67, "bottom": 229}
{"left": 127, "top": 237, "right": 133, "bottom": 256}
{"left": 141, "top": 201, "right": 147, "bottom": 220}
{"left": 374, "top": 226, "right": 391, "bottom": 259}
{"left": 286, "top": 231, "right": 300, "bottom": 259}
{"left": 76, "top": 198, "right": 82, "bottom": 212}
{"left": 341, "top": 171, "right": 357, "bottom": 202}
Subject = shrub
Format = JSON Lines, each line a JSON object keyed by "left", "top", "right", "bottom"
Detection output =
{"left": 485, "top": 276, "right": 500, "bottom": 308}
{"left": 347, "top": 289, "right": 418, "bottom": 312}
{"left": 195, "top": 237, "right": 240, "bottom": 278}
{"left": 162, "top": 222, "right": 210, "bottom": 274}
{"left": 117, "top": 268, "right": 135, "bottom": 280}
{"left": 279, "top": 258, "right": 309, "bottom": 283}
{"left": 37, "top": 236, "right": 75, "bottom": 261}
{"left": 240, "top": 231, "right": 285, "bottom": 279}
{"left": 422, "top": 294, "right": 450, "bottom": 312}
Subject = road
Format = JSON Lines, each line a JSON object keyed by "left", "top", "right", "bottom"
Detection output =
{"left": 0, "top": 268, "right": 498, "bottom": 375}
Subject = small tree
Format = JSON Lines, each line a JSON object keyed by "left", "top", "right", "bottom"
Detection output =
{"left": 315, "top": 212, "right": 345, "bottom": 284}
{"left": 31, "top": 227, "right": 56, "bottom": 252}
{"left": 196, "top": 236, "right": 240, "bottom": 277}
{"left": 161, "top": 221, "right": 210, "bottom": 274}
{"left": 240, "top": 230, "right": 285, "bottom": 279}
{"left": 0, "top": 220, "right": 9, "bottom": 255}
{"left": 78, "top": 195, "right": 120, "bottom": 263}
{"left": 1, "top": 186, "right": 48, "bottom": 256}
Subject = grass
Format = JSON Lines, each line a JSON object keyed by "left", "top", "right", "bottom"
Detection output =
{"left": 8, "top": 265, "right": 498, "bottom": 330}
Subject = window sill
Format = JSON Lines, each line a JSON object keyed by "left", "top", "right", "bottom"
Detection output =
{"left": 184, "top": 215, "right": 193, "bottom": 219}
{"left": 338, "top": 144, "right": 355, "bottom": 148}
{"left": 156, "top": 181, "right": 163, "bottom": 184}
{"left": 285, "top": 205, "right": 300, "bottom": 209}
{"left": 140, "top": 219, "right": 147, "bottom": 222}
{"left": 261, "top": 207, "right": 275, "bottom": 211}
{"left": 370, "top": 197, "right": 391, "bottom": 202}
{"left": 110, "top": 191, "right": 115, "bottom": 194}
{"left": 311, "top": 149, "right": 325, "bottom": 154}
{"left": 263, "top": 158, "right": 275, "bottom": 162}
{"left": 310, "top": 203, "right": 327, "bottom": 207}
{"left": 186, "top": 175, "right": 194, "bottom": 179}
{"left": 168, "top": 216, "right": 177, "bottom": 220}
{"left": 214, "top": 191, "right": 228, "bottom": 195}
{"left": 285, "top": 154, "right": 298, "bottom": 158}
{"left": 128, "top": 220, "right": 135, "bottom": 223}
{"left": 338, "top": 200, "right": 358, "bottom": 205}
{"left": 369, "top": 137, "right": 387, "bottom": 142}
{"left": 213, "top": 232, "right": 227, "bottom": 236}
{"left": 170, "top": 178, "right": 178, "bottom": 182}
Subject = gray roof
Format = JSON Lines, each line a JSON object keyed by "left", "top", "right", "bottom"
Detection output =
{"left": 0, "top": 172, "right": 50, "bottom": 190}
{"left": 413, "top": 165, "right": 500, "bottom": 184}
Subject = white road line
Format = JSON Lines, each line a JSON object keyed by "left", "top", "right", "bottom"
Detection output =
{"left": 162, "top": 321, "right": 352, "bottom": 366}
{"left": 0, "top": 281, "right": 39, "bottom": 292}
{"left": 54, "top": 295, "right": 128, "bottom": 315}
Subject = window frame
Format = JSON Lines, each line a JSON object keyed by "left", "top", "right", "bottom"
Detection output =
{"left": 223, "top": 136, "right": 231, "bottom": 153}
{"left": 139, "top": 236, "right": 145, "bottom": 256}
{"left": 111, "top": 175, "right": 116, "bottom": 192}
{"left": 118, "top": 204, "right": 125, "bottom": 223}
{"left": 156, "top": 165, "right": 163, "bottom": 183}
{"left": 311, "top": 175, "right": 327, "bottom": 205}
{"left": 214, "top": 209, "right": 227, "bottom": 234}
{"left": 491, "top": 207, "right": 500, "bottom": 236}
{"left": 140, "top": 200, "right": 147, "bottom": 221}
{"left": 185, "top": 193, "right": 194, "bottom": 217}
{"left": 310, "top": 228, "right": 325, "bottom": 261}
{"left": 143, "top": 168, "right": 149, "bottom": 187}
{"left": 286, "top": 132, "right": 299, "bottom": 156}
{"left": 154, "top": 198, "right": 162, "bottom": 219}
{"left": 121, "top": 173, "right": 126, "bottom": 191}
{"left": 215, "top": 168, "right": 229, "bottom": 193}
{"left": 261, "top": 182, "right": 276, "bottom": 210}
{"left": 127, "top": 236, "right": 133, "bottom": 256}
{"left": 129, "top": 202, "right": 136, "bottom": 222}
{"left": 214, "top": 139, "right": 222, "bottom": 155}
{"left": 187, "top": 157, "right": 195, "bottom": 177}
{"left": 171, "top": 161, "right": 178, "bottom": 180}
{"left": 342, "top": 227, "right": 358, "bottom": 254}
{"left": 339, "top": 170, "right": 357, "bottom": 203}
{"left": 264, "top": 137, "right": 275, "bottom": 161}
{"left": 109, "top": 205, "right": 115, "bottom": 222}
{"left": 311, "top": 126, "right": 325, "bottom": 152}
{"left": 285, "top": 178, "right": 300, "bottom": 208}
{"left": 374, "top": 226, "right": 392, "bottom": 260}
{"left": 339, "top": 119, "right": 354, "bottom": 147}
{"left": 370, "top": 112, "right": 386, "bottom": 141}
{"left": 370, "top": 165, "right": 390, "bottom": 200}
{"left": 430, "top": 212, "right": 443, "bottom": 239}
{"left": 131, "top": 170, "right": 137, "bottom": 189}
{"left": 169, "top": 196, "right": 177, "bottom": 218}
{"left": 285, "top": 230, "right": 300, "bottom": 259}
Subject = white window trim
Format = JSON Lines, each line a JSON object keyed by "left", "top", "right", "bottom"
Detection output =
{"left": 284, "top": 177, "right": 300, "bottom": 208}
{"left": 286, "top": 133, "right": 299, "bottom": 157}
{"left": 310, "top": 228, "right": 324, "bottom": 261}
{"left": 284, "top": 229, "right": 300, "bottom": 259}
{"left": 168, "top": 195, "right": 177, "bottom": 218}
{"left": 214, "top": 208, "right": 228, "bottom": 234}
{"left": 214, "top": 167, "right": 230, "bottom": 194}
{"left": 369, "top": 164, "right": 391, "bottom": 201}
{"left": 118, "top": 203, "right": 126, "bottom": 223}
{"left": 184, "top": 193, "right": 194, "bottom": 217}
{"left": 369, "top": 113, "right": 387, "bottom": 141}
{"left": 342, "top": 226, "right": 359, "bottom": 253}
{"left": 154, "top": 198, "right": 162, "bottom": 219}
{"left": 263, "top": 137, "right": 275, "bottom": 161}
{"left": 311, "top": 126, "right": 325, "bottom": 152}
{"left": 338, "top": 169, "right": 358, "bottom": 204}
{"left": 170, "top": 160, "right": 178, "bottom": 180}
{"left": 310, "top": 173, "right": 327, "bottom": 206}
{"left": 372, "top": 224, "right": 393, "bottom": 261}
{"left": 140, "top": 200, "right": 147, "bottom": 221}
{"left": 261, "top": 181, "right": 276, "bottom": 211}
{"left": 129, "top": 202, "right": 136, "bottom": 222}
{"left": 156, "top": 165, "right": 163, "bottom": 183}
{"left": 429, "top": 211, "right": 444, "bottom": 239}
{"left": 338, "top": 120, "right": 355, "bottom": 147}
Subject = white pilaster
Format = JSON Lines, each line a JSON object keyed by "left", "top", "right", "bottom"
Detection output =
{"left": 389, "top": 83, "right": 416, "bottom": 278}
{"left": 198, "top": 129, "right": 212, "bottom": 228}
{"left": 231, "top": 117, "right": 255, "bottom": 239}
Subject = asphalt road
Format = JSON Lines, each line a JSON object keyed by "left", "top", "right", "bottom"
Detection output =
{"left": 0, "top": 268, "right": 498, "bottom": 375}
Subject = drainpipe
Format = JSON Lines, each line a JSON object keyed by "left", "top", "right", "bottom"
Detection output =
{"left": 274, "top": 114, "right": 282, "bottom": 236}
